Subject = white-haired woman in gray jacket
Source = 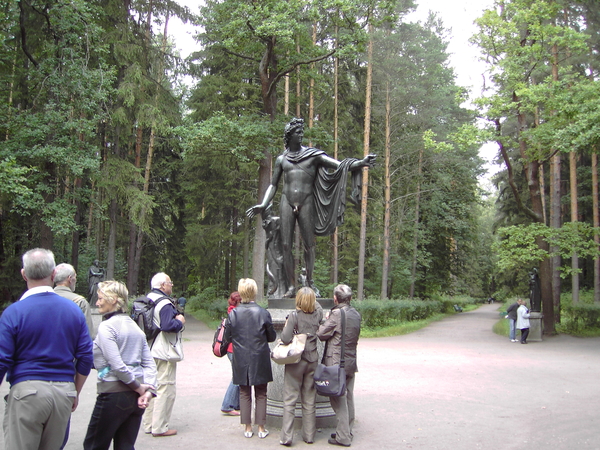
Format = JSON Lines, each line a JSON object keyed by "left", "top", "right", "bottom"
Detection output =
{"left": 516, "top": 298, "right": 531, "bottom": 344}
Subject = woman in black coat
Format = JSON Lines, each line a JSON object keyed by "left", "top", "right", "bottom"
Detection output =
{"left": 225, "top": 278, "right": 276, "bottom": 439}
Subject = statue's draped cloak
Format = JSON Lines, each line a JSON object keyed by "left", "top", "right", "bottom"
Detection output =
{"left": 284, "top": 147, "right": 362, "bottom": 237}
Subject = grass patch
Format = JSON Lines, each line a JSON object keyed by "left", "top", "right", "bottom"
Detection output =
{"left": 188, "top": 309, "right": 221, "bottom": 330}
{"left": 493, "top": 317, "right": 509, "bottom": 337}
{"left": 555, "top": 323, "right": 600, "bottom": 337}
{"left": 360, "top": 313, "right": 447, "bottom": 338}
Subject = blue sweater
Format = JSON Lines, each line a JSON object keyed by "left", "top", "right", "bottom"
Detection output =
{"left": 0, "top": 291, "right": 93, "bottom": 385}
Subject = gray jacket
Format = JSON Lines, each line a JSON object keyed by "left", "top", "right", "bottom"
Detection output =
{"left": 281, "top": 303, "right": 323, "bottom": 363}
{"left": 317, "top": 303, "right": 361, "bottom": 375}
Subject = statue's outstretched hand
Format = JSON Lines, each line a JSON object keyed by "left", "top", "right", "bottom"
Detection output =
{"left": 246, "top": 205, "right": 263, "bottom": 220}
{"left": 364, "top": 154, "right": 377, "bottom": 168}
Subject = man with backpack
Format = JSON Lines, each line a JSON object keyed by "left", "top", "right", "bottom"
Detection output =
{"left": 142, "top": 272, "right": 185, "bottom": 437}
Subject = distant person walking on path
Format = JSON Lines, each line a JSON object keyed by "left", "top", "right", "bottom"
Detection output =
{"left": 225, "top": 278, "right": 276, "bottom": 439}
{"left": 517, "top": 298, "right": 531, "bottom": 344}
{"left": 0, "top": 248, "right": 93, "bottom": 450}
{"left": 142, "top": 272, "right": 185, "bottom": 437}
{"left": 505, "top": 299, "right": 520, "bottom": 343}
{"left": 220, "top": 291, "right": 241, "bottom": 416}
{"left": 317, "top": 284, "right": 362, "bottom": 447}
{"left": 83, "top": 280, "right": 156, "bottom": 450}
{"left": 279, "top": 287, "right": 323, "bottom": 446}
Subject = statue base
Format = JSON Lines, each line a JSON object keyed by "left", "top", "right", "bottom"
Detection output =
{"left": 528, "top": 312, "right": 543, "bottom": 342}
{"left": 266, "top": 298, "right": 336, "bottom": 429}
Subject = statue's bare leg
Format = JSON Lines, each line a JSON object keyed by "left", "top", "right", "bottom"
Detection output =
{"left": 297, "top": 199, "right": 320, "bottom": 297}
{"left": 280, "top": 196, "right": 297, "bottom": 297}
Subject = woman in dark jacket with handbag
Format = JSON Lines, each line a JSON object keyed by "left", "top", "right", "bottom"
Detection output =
{"left": 279, "top": 287, "right": 323, "bottom": 446}
{"left": 225, "top": 278, "right": 276, "bottom": 439}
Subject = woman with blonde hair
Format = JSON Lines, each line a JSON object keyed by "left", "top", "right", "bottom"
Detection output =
{"left": 225, "top": 278, "right": 276, "bottom": 439}
{"left": 83, "top": 280, "right": 156, "bottom": 450}
{"left": 279, "top": 287, "right": 323, "bottom": 446}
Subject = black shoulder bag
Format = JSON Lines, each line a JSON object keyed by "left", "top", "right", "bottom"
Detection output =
{"left": 314, "top": 308, "right": 347, "bottom": 397}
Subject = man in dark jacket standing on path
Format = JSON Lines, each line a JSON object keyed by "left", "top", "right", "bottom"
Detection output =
{"left": 506, "top": 300, "right": 520, "bottom": 342}
{"left": 317, "top": 284, "right": 361, "bottom": 447}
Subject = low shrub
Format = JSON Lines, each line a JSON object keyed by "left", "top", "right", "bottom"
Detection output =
{"left": 561, "top": 302, "right": 600, "bottom": 332}
{"left": 354, "top": 296, "right": 476, "bottom": 329}
{"left": 187, "top": 287, "right": 228, "bottom": 320}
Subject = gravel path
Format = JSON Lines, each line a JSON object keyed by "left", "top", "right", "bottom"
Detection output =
{"left": 2, "top": 303, "right": 599, "bottom": 449}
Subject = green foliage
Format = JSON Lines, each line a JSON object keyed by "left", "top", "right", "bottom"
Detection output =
{"left": 561, "top": 302, "right": 600, "bottom": 332}
{"left": 494, "top": 222, "right": 600, "bottom": 276}
{"left": 356, "top": 297, "right": 448, "bottom": 328}
{"left": 186, "top": 287, "right": 229, "bottom": 320}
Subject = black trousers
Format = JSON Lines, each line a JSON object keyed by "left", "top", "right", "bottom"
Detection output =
{"left": 83, "top": 391, "right": 144, "bottom": 450}
{"left": 520, "top": 328, "right": 530, "bottom": 343}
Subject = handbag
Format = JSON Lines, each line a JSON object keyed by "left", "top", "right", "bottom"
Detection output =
{"left": 314, "top": 308, "right": 347, "bottom": 397}
{"left": 212, "top": 317, "right": 229, "bottom": 357}
{"left": 271, "top": 311, "right": 307, "bottom": 365}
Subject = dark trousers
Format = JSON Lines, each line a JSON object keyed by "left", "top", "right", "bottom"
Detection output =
{"left": 520, "top": 328, "right": 530, "bottom": 343}
{"left": 240, "top": 384, "right": 268, "bottom": 426}
{"left": 83, "top": 391, "right": 144, "bottom": 450}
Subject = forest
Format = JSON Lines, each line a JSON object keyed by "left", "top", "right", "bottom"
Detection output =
{"left": 1, "top": 0, "right": 600, "bottom": 335}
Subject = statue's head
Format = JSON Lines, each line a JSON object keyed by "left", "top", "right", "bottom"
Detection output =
{"left": 284, "top": 117, "right": 305, "bottom": 148}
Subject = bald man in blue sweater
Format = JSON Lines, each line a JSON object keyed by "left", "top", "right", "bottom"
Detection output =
{"left": 0, "top": 248, "right": 93, "bottom": 450}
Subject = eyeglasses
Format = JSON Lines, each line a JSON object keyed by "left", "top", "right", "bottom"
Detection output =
{"left": 163, "top": 281, "right": 174, "bottom": 287}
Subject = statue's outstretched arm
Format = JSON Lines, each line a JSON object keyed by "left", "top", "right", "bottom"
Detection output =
{"left": 246, "top": 156, "right": 284, "bottom": 220}
{"left": 349, "top": 154, "right": 377, "bottom": 171}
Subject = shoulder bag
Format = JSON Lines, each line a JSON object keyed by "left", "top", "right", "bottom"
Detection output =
{"left": 314, "top": 308, "right": 346, "bottom": 397}
{"left": 271, "top": 311, "right": 307, "bottom": 365}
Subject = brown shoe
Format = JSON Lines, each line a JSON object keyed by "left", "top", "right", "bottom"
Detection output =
{"left": 152, "top": 429, "right": 177, "bottom": 437}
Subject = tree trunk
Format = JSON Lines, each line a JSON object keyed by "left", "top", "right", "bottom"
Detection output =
{"left": 357, "top": 22, "right": 373, "bottom": 300}
{"left": 550, "top": 43, "right": 561, "bottom": 321}
{"left": 71, "top": 178, "right": 83, "bottom": 271}
{"left": 513, "top": 95, "right": 555, "bottom": 334}
{"left": 409, "top": 148, "right": 423, "bottom": 299}
{"left": 331, "top": 23, "right": 339, "bottom": 286}
{"left": 106, "top": 198, "right": 117, "bottom": 279}
{"left": 127, "top": 125, "right": 144, "bottom": 293}
{"left": 229, "top": 207, "right": 239, "bottom": 292}
{"left": 570, "top": 149, "right": 579, "bottom": 304}
{"left": 380, "top": 82, "right": 391, "bottom": 300}
{"left": 592, "top": 151, "right": 600, "bottom": 303}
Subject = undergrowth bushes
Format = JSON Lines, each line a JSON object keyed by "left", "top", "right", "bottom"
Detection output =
{"left": 186, "top": 288, "right": 481, "bottom": 330}
{"left": 561, "top": 303, "right": 600, "bottom": 332}
{"left": 355, "top": 295, "right": 477, "bottom": 329}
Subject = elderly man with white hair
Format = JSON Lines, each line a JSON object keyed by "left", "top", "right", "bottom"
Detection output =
{"left": 142, "top": 272, "right": 185, "bottom": 437}
{"left": 0, "top": 248, "right": 93, "bottom": 450}
{"left": 54, "top": 263, "right": 95, "bottom": 339}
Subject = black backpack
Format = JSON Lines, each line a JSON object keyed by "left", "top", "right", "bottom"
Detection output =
{"left": 131, "top": 295, "right": 169, "bottom": 341}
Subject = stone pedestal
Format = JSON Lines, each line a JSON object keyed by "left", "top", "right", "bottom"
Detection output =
{"left": 266, "top": 298, "right": 336, "bottom": 428}
{"left": 528, "top": 312, "right": 543, "bottom": 342}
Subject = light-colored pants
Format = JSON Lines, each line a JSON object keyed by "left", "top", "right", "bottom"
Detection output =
{"left": 509, "top": 318, "right": 516, "bottom": 340}
{"left": 143, "top": 359, "right": 177, "bottom": 434}
{"left": 330, "top": 374, "right": 356, "bottom": 446}
{"left": 3, "top": 380, "right": 76, "bottom": 450}
{"left": 280, "top": 359, "right": 317, "bottom": 444}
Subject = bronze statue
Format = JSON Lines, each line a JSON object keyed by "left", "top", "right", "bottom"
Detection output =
{"left": 87, "top": 259, "right": 105, "bottom": 304}
{"left": 247, "top": 118, "right": 375, "bottom": 298}
{"left": 528, "top": 268, "right": 541, "bottom": 312}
